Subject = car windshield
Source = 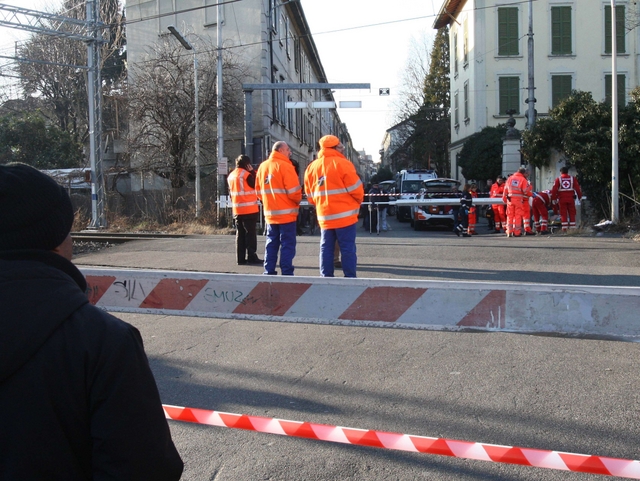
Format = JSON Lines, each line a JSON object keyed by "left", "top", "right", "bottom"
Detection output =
{"left": 424, "top": 180, "right": 459, "bottom": 192}
{"left": 401, "top": 181, "right": 423, "bottom": 193}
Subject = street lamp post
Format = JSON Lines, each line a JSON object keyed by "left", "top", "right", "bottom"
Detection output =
{"left": 611, "top": 0, "right": 619, "bottom": 223}
{"left": 168, "top": 25, "right": 201, "bottom": 218}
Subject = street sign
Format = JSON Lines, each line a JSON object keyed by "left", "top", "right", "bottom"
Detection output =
{"left": 339, "top": 101, "right": 362, "bottom": 108}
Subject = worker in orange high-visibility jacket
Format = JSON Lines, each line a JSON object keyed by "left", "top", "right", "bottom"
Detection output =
{"left": 502, "top": 167, "right": 532, "bottom": 237}
{"left": 255, "top": 141, "right": 302, "bottom": 275}
{"left": 304, "top": 135, "right": 364, "bottom": 278}
{"left": 227, "top": 155, "right": 262, "bottom": 266}
{"left": 490, "top": 176, "right": 506, "bottom": 233}
{"left": 551, "top": 166, "right": 582, "bottom": 233}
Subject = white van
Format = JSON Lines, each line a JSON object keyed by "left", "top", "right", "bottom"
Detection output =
{"left": 395, "top": 169, "right": 438, "bottom": 221}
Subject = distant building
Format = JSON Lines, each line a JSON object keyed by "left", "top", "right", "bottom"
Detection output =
{"left": 380, "top": 120, "right": 413, "bottom": 173}
{"left": 125, "top": 0, "right": 358, "bottom": 187}
{"left": 434, "top": 0, "right": 639, "bottom": 186}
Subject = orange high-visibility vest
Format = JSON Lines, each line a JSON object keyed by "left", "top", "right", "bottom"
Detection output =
{"left": 227, "top": 168, "right": 259, "bottom": 216}
{"left": 304, "top": 149, "right": 364, "bottom": 230}
{"left": 255, "top": 150, "right": 301, "bottom": 224}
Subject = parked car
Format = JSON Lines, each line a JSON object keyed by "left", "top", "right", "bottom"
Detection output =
{"left": 411, "top": 178, "right": 462, "bottom": 230}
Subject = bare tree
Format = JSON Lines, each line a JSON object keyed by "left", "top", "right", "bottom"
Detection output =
{"left": 391, "top": 32, "right": 433, "bottom": 124}
{"left": 14, "top": 0, "right": 126, "bottom": 143}
{"left": 127, "top": 37, "right": 248, "bottom": 195}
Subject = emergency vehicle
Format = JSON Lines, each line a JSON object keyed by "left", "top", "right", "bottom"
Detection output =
{"left": 395, "top": 169, "right": 438, "bottom": 221}
{"left": 411, "top": 178, "right": 461, "bottom": 230}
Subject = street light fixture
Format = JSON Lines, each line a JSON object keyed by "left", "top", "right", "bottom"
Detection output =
{"left": 168, "top": 25, "right": 201, "bottom": 218}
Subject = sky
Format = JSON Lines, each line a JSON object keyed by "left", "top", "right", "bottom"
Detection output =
{"left": 1, "top": 0, "right": 442, "bottom": 162}
{"left": 299, "top": 0, "right": 440, "bottom": 161}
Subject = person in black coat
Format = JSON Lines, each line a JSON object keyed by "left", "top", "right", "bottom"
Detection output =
{"left": 454, "top": 183, "right": 473, "bottom": 237}
{"left": 0, "top": 163, "right": 183, "bottom": 480}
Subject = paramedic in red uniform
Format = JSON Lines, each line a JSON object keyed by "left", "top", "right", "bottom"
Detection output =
{"left": 490, "top": 176, "right": 506, "bottom": 233}
{"left": 551, "top": 166, "right": 582, "bottom": 233}
{"left": 531, "top": 190, "right": 558, "bottom": 234}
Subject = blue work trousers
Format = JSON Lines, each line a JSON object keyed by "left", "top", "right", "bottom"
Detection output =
{"left": 264, "top": 221, "right": 297, "bottom": 275}
{"left": 320, "top": 223, "right": 357, "bottom": 278}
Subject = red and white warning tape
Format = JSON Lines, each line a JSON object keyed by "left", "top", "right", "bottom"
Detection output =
{"left": 163, "top": 404, "right": 640, "bottom": 478}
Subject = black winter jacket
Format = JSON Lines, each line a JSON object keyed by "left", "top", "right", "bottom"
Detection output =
{"left": 0, "top": 250, "right": 183, "bottom": 480}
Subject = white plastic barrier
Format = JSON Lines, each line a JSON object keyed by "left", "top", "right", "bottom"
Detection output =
{"left": 81, "top": 268, "right": 640, "bottom": 340}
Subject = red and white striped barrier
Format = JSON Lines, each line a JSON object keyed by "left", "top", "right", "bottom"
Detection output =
{"left": 163, "top": 404, "right": 640, "bottom": 478}
{"left": 80, "top": 268, "right": 640, "bottom": 338}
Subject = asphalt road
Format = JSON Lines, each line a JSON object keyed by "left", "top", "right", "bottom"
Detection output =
{"left": 74, "top": 215, "right": 640, "bottom": 287}
{"left": 74, "top": 216, "right": 640, "bottom": 480}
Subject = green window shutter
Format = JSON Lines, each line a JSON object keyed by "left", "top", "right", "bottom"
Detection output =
{"left": 551, "top": 75, "right": 572, "bottom": 108}
{"left": 605, "top": 74, "right": 626, "bottom": 107}
{"left": 464, "top": 82, "right": 469, "bottom": 120}
{"left": 499, "top": 77, "right": 520, "bottom": 115}
{"left": 454, "top": 92, "right": 459, "bottom": 125}
{"left": 454, "top": 33, "right": 458, "bottom": 75}
{"left": 605, "top": 6, "right": 626, "bottom": 54}
{"left": 498, "top": 8, "right": 519, "bottom": 56}
{"left": 551, "top": 6, "right": 572, "bottom": 55}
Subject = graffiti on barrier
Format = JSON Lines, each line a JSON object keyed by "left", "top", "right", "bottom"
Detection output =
{"left": 203, "top": 287, "right": 245, "bottom": 304}
{"left": 112, "top": 279, "right": 147, "bottom": 302}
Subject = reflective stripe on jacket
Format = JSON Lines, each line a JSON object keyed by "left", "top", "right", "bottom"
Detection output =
{"left": 552, "top": 174, "right": 582, "bottom": 202}
{"left": 489, "top": 182, "right": 504, "bottom": 198}
{"left": 227, "top": 168, "right": 259, "bottom": 216}
{"left": 503, "top": 172, "right": 532, "bottom": 203}
{"left": 304, "top": 148, "right": 364, "bottom": 230}
{"left": 255, "top": 151, "right": 301, "bottom": 224}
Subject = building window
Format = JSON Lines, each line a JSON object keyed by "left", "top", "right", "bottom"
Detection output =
{"left": 604, "top": 5, "right": 626, "bottom": 54}
{"left": 285, "top": 17, "right": 291, "bottom": 59}
{"left": 279, "top": 13, "right": 285, "bottom": 46}
{"left": 498, "top": 7, "right": 519, "bottom": 56}
{"left": 454, "top": 91, "right": 459, "bottom": 126}
{"left": 605, "top": 74, "right": 626, "bottom": 107}
{"left": 278, "top": 76, "right": 286, "bottom": 123}
{"left": 269, "top": 0, "right": 277, "bottom": 33}
{"left": 463, "top": 19, "right": 469, "bottom": 66}
{"left": 287, "top": 95, "right": 293, "bottom": 131}
{"left": 551, "top": 75, "right": 572, "bottom": 108}
{"left": 453, "top": 32, "right": 458, "bottom": 76}
{"left": 294, "top": 37, "right": 301, "bottom": 73}
{"left": 499, "top": 76, "right": 520, "bottom": 115}
{"left": 463, "top": 81, "right": 469, "bottom": 121}
{"left": 551, "top": 6, "right": 572, "bottom": 55}
{"left": 204, "top": 0, "right": 224, "bottom": 26}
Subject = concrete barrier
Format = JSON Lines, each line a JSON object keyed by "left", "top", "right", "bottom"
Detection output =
{"left": 81, "top": 268, "right": 640, "bottom": 340}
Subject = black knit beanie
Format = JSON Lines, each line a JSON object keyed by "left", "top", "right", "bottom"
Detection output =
{"left": 0, "top": 163, "right": 74, "bottom": 251}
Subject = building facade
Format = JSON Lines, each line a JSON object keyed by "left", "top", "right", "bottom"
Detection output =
{"left": 434, "top": 0, "right": 639, "bottom": 187}
{"left": 125, "top": 0, "right": 362, "bottom": 182}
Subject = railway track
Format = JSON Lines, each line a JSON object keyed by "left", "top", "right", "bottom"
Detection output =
{"left": 71, "top": 231, "right": 186, "bottom": 244}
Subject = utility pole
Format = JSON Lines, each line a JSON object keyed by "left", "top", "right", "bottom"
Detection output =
{"left": 611, "top": 0, "right": 619, "bottom": 222}
{"left": 526, "top": 0, "right": 535, "bottom": 130}
{"left": 216, "top": 2, "right": 224, "bottom": 226}
{"left": 525, "top": 0, "right": 536, "bottom": 191}
{"left": 86, "top": 0, "right": 106, "bottom": 229}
